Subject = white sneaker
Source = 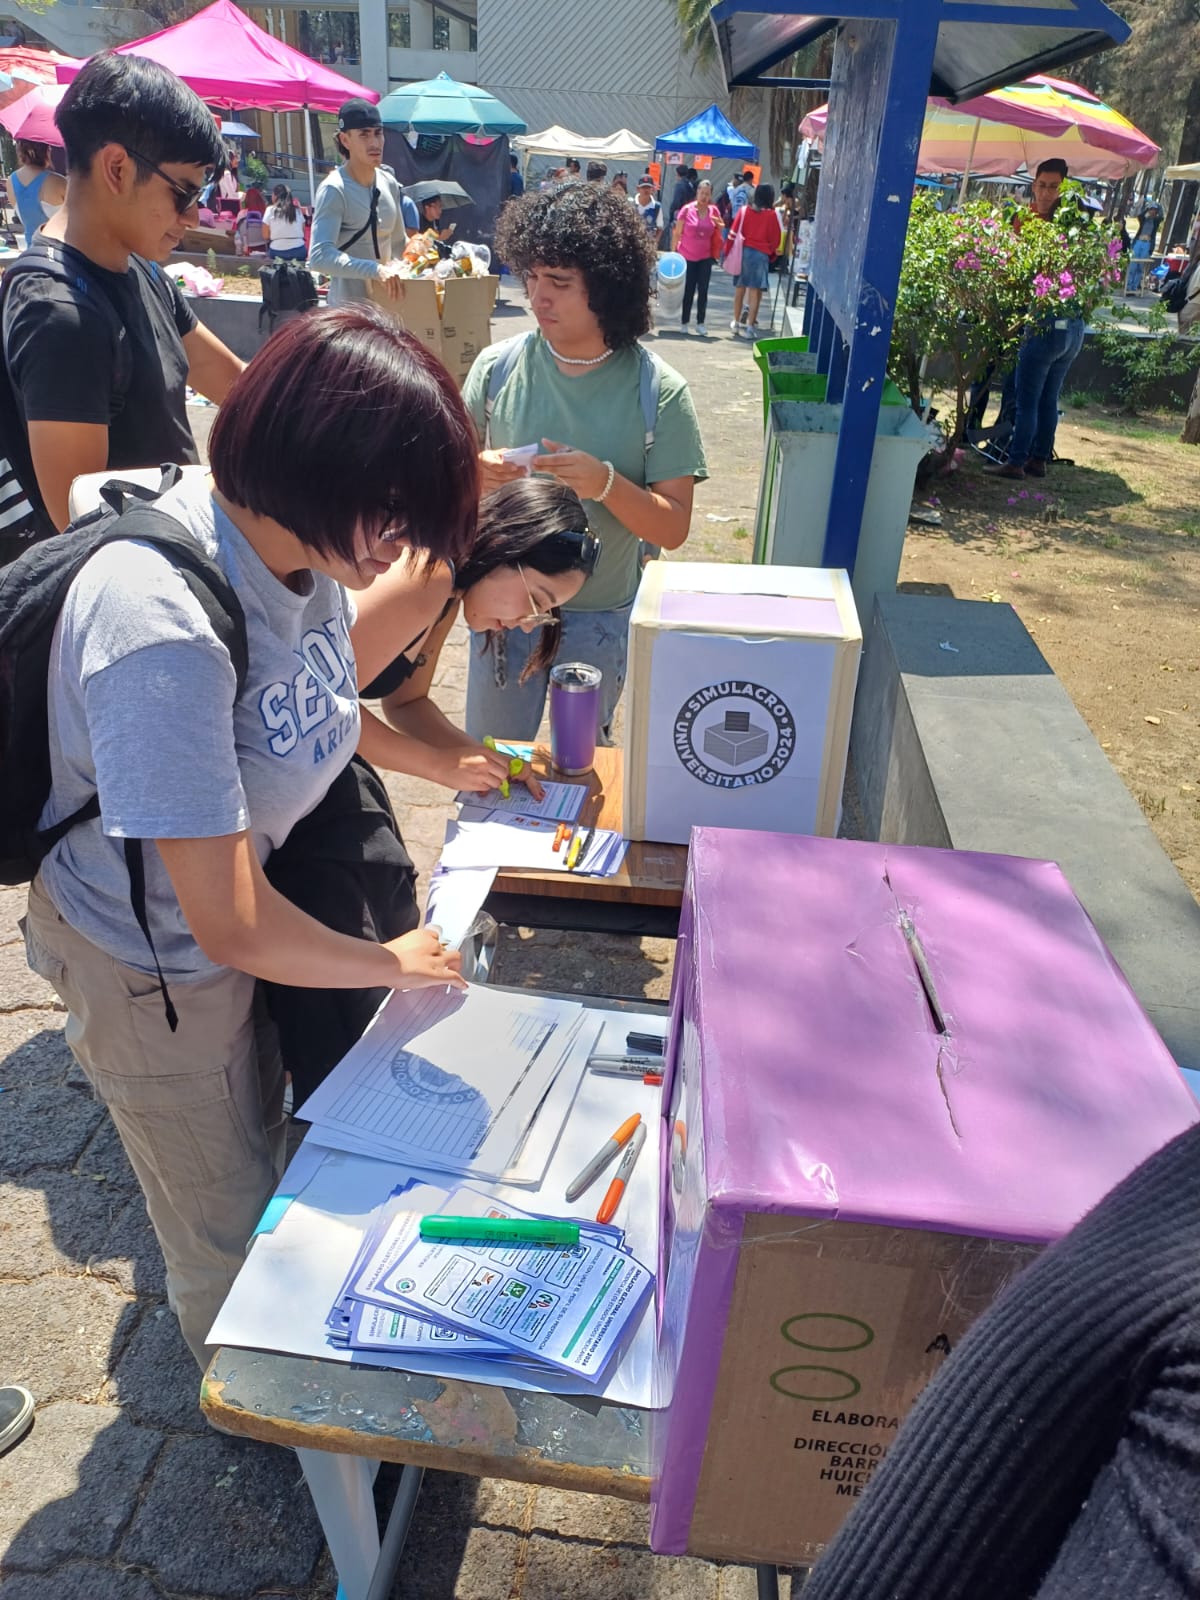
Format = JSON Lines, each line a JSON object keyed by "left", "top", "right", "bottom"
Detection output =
{"left": 729, "top": 319, "right": 741, "bottom": 332}
{"left": 680, "top": 323, "right": 691, "bottom": 333}
{"left": 696, "top": 323, "right": 707, "bottom": 335}
{"left": 746, "top": 324, "right": 762, "bottom": 338}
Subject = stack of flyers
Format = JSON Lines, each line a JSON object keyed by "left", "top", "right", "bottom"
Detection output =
{"left": 442, "top": 808, "right": 630, "bottom": 877}
{"left": 328, "top": 1186, "right": 653, "bottom": 1381}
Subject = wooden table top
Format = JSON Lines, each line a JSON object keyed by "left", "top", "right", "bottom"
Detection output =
{"left": 202, "top": 1349, "right": 651, "bottom": 1500}
{"left": 492, "top": 746, "right": 688, "bottom": 910}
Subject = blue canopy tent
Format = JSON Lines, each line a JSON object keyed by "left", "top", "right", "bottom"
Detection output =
{"left": 709, "top": 0, "right": 1132, "bottom": 582}
{"left": 656, "top": 102, "right": 759, "bottom": 163}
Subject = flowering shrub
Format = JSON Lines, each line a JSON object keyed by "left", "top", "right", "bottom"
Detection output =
{"left": 889, "top": 194, "right": 1122, "bottom": 445}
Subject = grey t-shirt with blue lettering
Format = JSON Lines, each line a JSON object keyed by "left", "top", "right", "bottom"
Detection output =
{"left": 38, "top": 467, "right": 360, "bottom": 981}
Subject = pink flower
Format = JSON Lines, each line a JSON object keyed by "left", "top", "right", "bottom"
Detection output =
{"left": 1059, "top": 284, "right": 1076, "bottom": 300}
{"left": 1107, "top": 238, "right": 1122, "bottom": 259}
{"left": 1059, "top": 270, "right": 1074, "bottom": 285}
{"left": 1034, "top": 273, "right": 1054, "bottom": 298}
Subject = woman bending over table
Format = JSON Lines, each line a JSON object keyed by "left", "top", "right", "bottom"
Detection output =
{"left": 462, "top": 181, "right": 708, "bottom": 746}
{"left": 23, "top": 306, "right": 476, "bottom": 1370}
{"left": 354, "top": 475, "right": 599, "bottom": 797}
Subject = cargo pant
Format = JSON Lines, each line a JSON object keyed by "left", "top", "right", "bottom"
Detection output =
{"left": 23, "top": 874, "right": 287, "bottom": 1370}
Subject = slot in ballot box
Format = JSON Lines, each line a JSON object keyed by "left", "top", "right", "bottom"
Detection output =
{"left": 651, "top": 828, "right": 1198, "bottom": 1568}
{"left": 623, "top": 563, "right": 861, "bottom": 845}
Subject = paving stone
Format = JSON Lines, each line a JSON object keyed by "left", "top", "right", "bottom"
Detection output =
{"left": 0, "top": 1278, "right": 136, "bottom": 1400}
{"left": 0, "top": 1019, "right": 73, "bottom": 1087}
{"left": 72, "top": 1113, "right": 140, "bottom": 1193}
{"left": 0, "top": 941, "right": 62, "bottom": 1014}
{"left": 717, "top": 1566, "right": 797, "bottom": 1599}
{"left": 472, "top": 1474, "right": 534, "bottom": 1529}
{"left": 0, "top": 1563, "right": 166, "bottom": 1600}
{"left": 390, "top": 1525, "right": 523, "bottom": 1600}
{"left": 0, "top": 1081, "right": 103, "bottom": 1177}
{"left": 522, "top": 1533, "right": 719, "bottom": 1599}
{"left": 121, "top": 1433, "right": 324, "bottom": 1596}
{"left": 532, "top": 1486, "right": 650, "bottom": 1546}
{"left": 0, "top": 886, "right": 30, "bottom": 943}
{"left": 90, "top": 1194, "right": 168, "bottom": 1301}
{"left": 0, "top": 1403, "right": 161, "bottom": 1570}
{"left": 0, "top": 1172, "right": 128, "bottom": 1279}
{"left": 107, "top": 1305, "right": 205, "bottom": 1432}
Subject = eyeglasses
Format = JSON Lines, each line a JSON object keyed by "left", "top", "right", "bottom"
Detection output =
{"left": 125, "top": 146, "right": 209, "bottom": 216}
{"left": 517, "top": 563, "right": 558, "bottom": 628}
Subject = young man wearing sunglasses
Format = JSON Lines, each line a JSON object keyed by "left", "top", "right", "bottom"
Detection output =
{"left": 2, "top": 52, "right": 244, "bottom": 536}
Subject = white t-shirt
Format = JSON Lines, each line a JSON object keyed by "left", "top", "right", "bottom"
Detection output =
{"left": 263, "top": 201, "right": 306, "bottom": 249}
{"left": 39, "top": 468, "right": 360, "bottom": 980}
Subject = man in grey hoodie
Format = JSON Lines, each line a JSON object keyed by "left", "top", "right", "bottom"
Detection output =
{"left": 307, "top": 98, "right": 407, "bottom": 306}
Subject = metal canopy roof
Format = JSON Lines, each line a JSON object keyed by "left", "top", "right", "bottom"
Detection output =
{"left": 712, "top": 0, "right": 1131, "bottom": 101}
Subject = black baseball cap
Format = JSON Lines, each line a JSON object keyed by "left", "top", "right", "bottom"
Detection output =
{"left": 338, "top": 98, "right": 382, "bottom": 132}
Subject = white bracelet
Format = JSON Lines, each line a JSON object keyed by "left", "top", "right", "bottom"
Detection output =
{"left": 596, "top": 460, "right": 616, "bottom": 503}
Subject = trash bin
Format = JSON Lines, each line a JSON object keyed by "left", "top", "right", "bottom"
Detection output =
{"left": 656, "top": 252, "right": 686, "bottom": 318}
{"left": 752, "top": 399, "right": 936, "bottom": 623}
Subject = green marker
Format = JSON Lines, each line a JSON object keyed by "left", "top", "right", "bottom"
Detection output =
{"left": 419, "top": 1216, "right": 580, "bottom": 1247}
{"left": 483, "top": 737, "right": 526, "bottom": 799}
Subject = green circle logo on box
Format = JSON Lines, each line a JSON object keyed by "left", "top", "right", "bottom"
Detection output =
{"left": 673, "top": 680, "right": 796, "bottom": 788}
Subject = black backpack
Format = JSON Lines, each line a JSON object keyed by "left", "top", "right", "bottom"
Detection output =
{"left": 0, "top": 475, "right": 248, "bottom": 1027}
{"left": 259, "top": 259, "right": 319, "bottom": 334}
{"left": 0, "top": 241, "right": 136, "bottom": 565}
{"left": 1164, "top": 266, "right": 1194, "bottom": 315}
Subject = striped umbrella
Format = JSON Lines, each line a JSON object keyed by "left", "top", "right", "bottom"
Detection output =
{"left": 801, "top": 76, "right": 1158, "bottom": 183}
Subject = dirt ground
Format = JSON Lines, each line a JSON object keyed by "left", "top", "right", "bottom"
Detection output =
{"left": 899, "top": 405, "right": 1200, "bottom": 897}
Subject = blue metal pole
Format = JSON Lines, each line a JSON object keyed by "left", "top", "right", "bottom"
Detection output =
{"left": 820, "top": 6, "right": 939, "bottom": 573}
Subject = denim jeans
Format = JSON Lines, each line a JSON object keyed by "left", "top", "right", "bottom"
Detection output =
{"left": 682, "top": 258, "right": 714, "bottom": 324}
{"left": 465, "top": 600, "right": 635, "bottom": 746}
{"left": 1127, "top": 237, "right": 1152, "bottom": 292}
{"left": 1006, "top": 317, "right": 1086, "bottom": 468}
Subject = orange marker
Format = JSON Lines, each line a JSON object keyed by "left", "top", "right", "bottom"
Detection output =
{"left": 596, "top": 1122, "right": 647, "bottom": 1225}
{"left": 553, "top": 823, "right": 571, "bottom": 853}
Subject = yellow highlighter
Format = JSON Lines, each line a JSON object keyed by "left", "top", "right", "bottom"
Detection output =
{"left": 483, "top": 737, "right": 526, "bottom": 799}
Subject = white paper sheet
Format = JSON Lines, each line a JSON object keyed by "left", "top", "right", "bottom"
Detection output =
{"left": 294, "top": 984, "right": 583, "bottom": 1184}
{"left": 423, "top": 866, "right": 498, "bottom": 951}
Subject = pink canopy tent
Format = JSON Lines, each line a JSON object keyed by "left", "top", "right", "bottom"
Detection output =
{"left": 57, "top": 0, "right": 376, "bottom": 196}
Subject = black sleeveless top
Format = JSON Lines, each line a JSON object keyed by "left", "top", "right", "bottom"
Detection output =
{"left": 359, "top": 597, "right": 456, "bottom": 699}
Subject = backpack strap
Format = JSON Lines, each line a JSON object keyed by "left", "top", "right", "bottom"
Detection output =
{"left": 483, "top": 331, "right": 535, "bottom": 448}
{"left": 341, "top": 184, "right": 380, "bottom": 257}
{"left": 636, "top": 345, "right": 663, "bottom": 456}
{"left": 52, "top": 503, "right": 248, "bottom": 1033}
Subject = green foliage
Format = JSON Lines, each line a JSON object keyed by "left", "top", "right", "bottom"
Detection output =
{"left": 1093, "top": 301, "right": 1198, "bottom": 413}
{"left": 889, "top": 195, "right": 1124, "bottom": 445}
{"left": 241, "top": 151, "right": 270, "bottom": 189}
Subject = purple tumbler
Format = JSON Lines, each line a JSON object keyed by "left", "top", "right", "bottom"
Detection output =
{"left": 549, "top": 662, "right": 602, "bottom": 776}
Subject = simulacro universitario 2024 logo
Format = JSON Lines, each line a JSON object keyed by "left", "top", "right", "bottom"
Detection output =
{"left": 673, "top": 680, "right": 796, "bottom": 788}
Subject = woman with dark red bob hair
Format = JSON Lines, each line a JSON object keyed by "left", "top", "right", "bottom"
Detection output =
{"left": 23, "top": 305, "right": 478, "bottom": 1370}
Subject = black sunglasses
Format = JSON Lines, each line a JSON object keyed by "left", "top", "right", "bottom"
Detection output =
{"left": 545, "top": 526, "right": 600, "bottom": 576}
{"left": 126, "top": 147, "right": 214, "bottom": 216}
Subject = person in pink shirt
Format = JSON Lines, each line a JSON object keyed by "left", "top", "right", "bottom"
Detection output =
{"left": 728, "top": 183, "right": 782, "bottom": 338}
{"left": 671, "top": 178, "right": 723, "bottom": 336}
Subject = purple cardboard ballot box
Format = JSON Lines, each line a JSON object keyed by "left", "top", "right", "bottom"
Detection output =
{"left": 651, "top": 828, "right": 1198, "bottom": 1568}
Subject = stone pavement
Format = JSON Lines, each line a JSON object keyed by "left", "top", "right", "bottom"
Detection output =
{"left": 0, "top": 274, "right": 804, "bottom": 1598}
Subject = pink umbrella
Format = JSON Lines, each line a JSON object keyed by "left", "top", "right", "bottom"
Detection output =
{"left": 801, "top": 76, "right": 1158, "bottom": 182}
{"left": 0, "top": 83, "right": 68, "bottom": 148}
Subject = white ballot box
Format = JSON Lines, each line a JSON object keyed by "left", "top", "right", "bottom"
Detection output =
{"left": 623, "top": 563, "right": 861, "bottom": 844}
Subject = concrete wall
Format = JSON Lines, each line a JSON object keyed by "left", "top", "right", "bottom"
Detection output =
{"left": 851, "top": 594, "right": 1200, "bottom": 1071}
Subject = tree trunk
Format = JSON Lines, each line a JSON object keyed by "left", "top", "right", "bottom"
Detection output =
{"left": 1167, "top": 76, "right": 1200, "bottom": 246}
{"left": 1181, "top": 367, "right": 1200, "bottom": 444}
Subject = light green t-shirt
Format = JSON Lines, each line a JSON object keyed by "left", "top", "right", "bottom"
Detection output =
{"left": 462, "top": 334, "right": 708, "bottom": 612}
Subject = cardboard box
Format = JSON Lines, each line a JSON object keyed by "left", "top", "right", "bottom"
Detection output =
{"left": 368, "top": 273, "right": 497, "bottom": 382}
{"left": 651, "top": 829, "right": 1198, "bottom": 1568}
{"left": 623, "top": 562, "right": 860, "bottom": 845}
